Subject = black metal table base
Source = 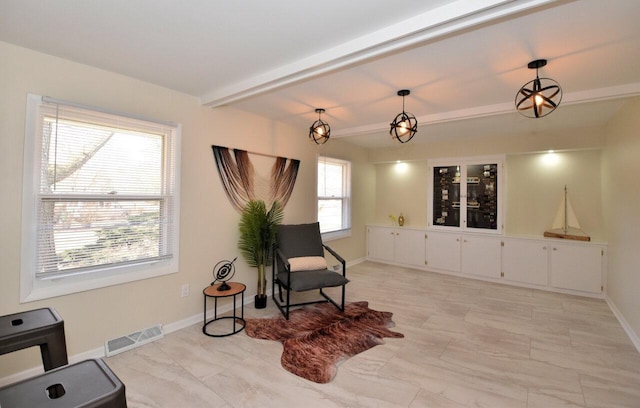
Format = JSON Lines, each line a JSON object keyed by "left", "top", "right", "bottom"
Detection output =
{"left": 202, "top": 283, "right": 246, "bottom": 337}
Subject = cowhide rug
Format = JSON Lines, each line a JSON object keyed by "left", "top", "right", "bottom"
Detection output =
{"left": 244, "top": 301, "right": 403, "bottom": 383}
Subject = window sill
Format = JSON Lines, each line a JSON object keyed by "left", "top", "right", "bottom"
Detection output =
{"left": 322, "top": 229, "right": 351, "bottom": 242}
{"left": 20, "top": 259, "right": 178, "bottom": 303}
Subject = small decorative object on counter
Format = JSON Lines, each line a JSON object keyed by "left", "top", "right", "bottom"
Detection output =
{"left": 389, "top": 214, "right": 397, "bottom": 226}
{"left": 398, "top": 214, "right": 405, "bottom": 226}
{"left": 212, "top": 257, "right": 237, "bottom": 291}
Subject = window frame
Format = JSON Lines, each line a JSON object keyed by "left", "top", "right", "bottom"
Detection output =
{"left": 20, "top": 94, "right": 181, "bottom": 302}
{"left": 317, "top": 156, "right": 351, "bottom": 241}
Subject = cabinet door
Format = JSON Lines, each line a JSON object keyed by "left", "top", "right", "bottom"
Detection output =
{"left": 461, "top": 235, "right": 501, "bottom": 278}
{"left": 426, "top": 232, "right": 460, "bottom": 272}
{"left": 432, "top": 165, "right": 461, "bottom": 227}
{"left": 395, "top": 229, "right": 426, "bottom": 267}
{"left": 465, "top": 163, "right": 499, "bottom": 231}
{"left": 367, "top": 227, "right": 395, "bottom": 262}
{"left": 501, "top": 238, "right": 548, "bottom": 285}
{"left": 428, "top": 158, "right": 503, "bottom": 234}
{"left": 550, "top": 243, "right": 602, "bottom": 293}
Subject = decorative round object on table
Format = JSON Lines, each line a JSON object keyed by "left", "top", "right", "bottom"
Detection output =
{"left": 211, "top": 257, "right": 236, "bottom": 291}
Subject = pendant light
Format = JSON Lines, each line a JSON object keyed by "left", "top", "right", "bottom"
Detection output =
{"left": 309, "top": 108, "right": 330, "bottom": 145}
{"left": 389, "top": 89, "right": 418, "bottom": 143}
{"left": 515, "top": 59, "right": 562, "bottom": 118}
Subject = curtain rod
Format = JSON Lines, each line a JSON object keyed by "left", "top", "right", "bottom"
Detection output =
{"left": 41, "top": 95, "right": 177, "bottom": 127}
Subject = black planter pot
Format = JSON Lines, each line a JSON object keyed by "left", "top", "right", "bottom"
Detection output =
{"left": 255, "top": 295, "right": 267, "bottom": 309}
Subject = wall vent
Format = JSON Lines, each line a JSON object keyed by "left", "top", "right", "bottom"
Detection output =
{"left": 105, "top": 325, "right": 164, "bottom": 357}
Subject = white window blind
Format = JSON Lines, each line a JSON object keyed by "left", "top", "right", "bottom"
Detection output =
{"left": 29, "top": 96, "right": 179, "bottom": 280}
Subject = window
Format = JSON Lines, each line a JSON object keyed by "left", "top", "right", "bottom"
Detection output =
{"left": 317, "top": 156, "right": 351, "bottom": 240}
{"left": 21, "top": 94, "right": 181, "bottom": 302}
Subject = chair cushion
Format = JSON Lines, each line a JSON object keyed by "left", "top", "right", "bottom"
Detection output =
{"left": 289, "top": 256, "right": 327, "bottom": 272}
{"left": 277, "top": 270, "right": 349, "bottom": 292}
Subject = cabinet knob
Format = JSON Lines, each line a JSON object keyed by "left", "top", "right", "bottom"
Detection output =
{"left": 463, "top": 239, "right": 468, "bottom": 243}
{"left": 542, "top": 246, "right": 547, "bottom": 250}
{"left": 553, "top": 247, "right": 557, "bottom": 251}
{"left": 456, "top": 238, "right": 460, "bottom": 242}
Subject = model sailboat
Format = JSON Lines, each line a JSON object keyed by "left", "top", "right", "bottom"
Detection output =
{"left": 543, "top": 185, "right": 591, "bottom": 241}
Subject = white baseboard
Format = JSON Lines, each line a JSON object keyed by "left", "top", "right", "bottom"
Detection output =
{"left": 605, "top": 295, "right": 640, "bottom": 353}
{"left": 0, "top": 289, "right": 257, "bottom": 387}
{"left": 0, "top": 262, "right": 362, "bottom": 387}
{"left": 0, "top": 345, "right": 105, "bottom": 387}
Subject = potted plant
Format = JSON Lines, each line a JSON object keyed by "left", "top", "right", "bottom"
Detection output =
{"left": 238, "top": 199, "right": 284, "bottom": 308}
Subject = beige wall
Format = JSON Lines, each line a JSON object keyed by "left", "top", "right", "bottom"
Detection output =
{"left": 368, "top": 122, "right": 608, "bottom": 238}
{"left": 370, "top": 150, "right": 605, "bottom": 241}
{"left": 0, "top": 41, "right": 372, "bottom": 377}
{"left": 367, "top": 99, "right": 640, "bottom": 343}
{"left": 2, "top": 38, "right": 638, "bottom": 378}
{"left": 373, "top": 161, "right": 429, "bottom": 227}
{"left": 505, "top": 150, "right": 604, "bottom": 241}
{"left": 368, "top": 125, "right": 606, "bottom": 163}
{"left": 314, "top": 142, "right": 376, "bottom": 261}
{"left": 602, "top": 97, "right": 640, "bottom": 343}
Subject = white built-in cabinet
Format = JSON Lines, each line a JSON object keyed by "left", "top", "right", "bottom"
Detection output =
{"left": 367, "top": 226, "right": 395, "bottom": 262}
{"left": 549, "top": 242, "right": 603, "bottom": 293}
{"left": 501, "top": 238, "right": 549, "bottom": 286}
{"left": 424, "top": 231, "right": 460, "bottom": 272}
{"left": 501, "top": 237, "right": 604, "bottom": 292}
{"left": 367, "top": 225, "right": 606, "bottom": 296}
{"left": 425, "top": 231, "right": 502, "bottom": 278}
{"left": 366, "top": 226, "right": 425, "bottom": 268}
{"left": 460, "top": 234, "right": 502, "bottom": 278}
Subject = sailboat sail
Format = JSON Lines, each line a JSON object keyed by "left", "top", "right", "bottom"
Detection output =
{"left": 544, "top": 186, "right": 590, "bottom": 241}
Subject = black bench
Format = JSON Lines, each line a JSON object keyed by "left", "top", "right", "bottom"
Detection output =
{"left": 0, "top": 358, "right": 127, "bottom": 407}
{"left": 0, "top": 307, "right": 68, "bottom": 371}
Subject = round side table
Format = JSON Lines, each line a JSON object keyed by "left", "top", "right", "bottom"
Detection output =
{"left": 202, "top": 282, "right": 246, "bottom": 337}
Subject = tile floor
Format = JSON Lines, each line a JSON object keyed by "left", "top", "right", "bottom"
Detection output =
{"left": 105, "top": 261, "right": 640, "bottom": 407}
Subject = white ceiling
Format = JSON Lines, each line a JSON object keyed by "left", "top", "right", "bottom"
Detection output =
{"left": 2, "top": 0, "right": 639, "bottom": 149}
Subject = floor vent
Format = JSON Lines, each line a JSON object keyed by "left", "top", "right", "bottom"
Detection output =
{"left": 105, "top": 325, "right": 164, "bottom": 357}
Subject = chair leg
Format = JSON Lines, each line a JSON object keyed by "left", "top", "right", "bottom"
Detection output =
{"left": 278, "top": 283, "right": 284, "bottom": 302}
{"left": 319, "top": 285, "right": 346, "bottom": 312}
{"left": 285, "top": 284, "right": 291, "bottom": 320}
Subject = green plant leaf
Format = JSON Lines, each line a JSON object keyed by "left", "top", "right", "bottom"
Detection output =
{"left": 238, "top": 200, "right": 284, "bottom": 296}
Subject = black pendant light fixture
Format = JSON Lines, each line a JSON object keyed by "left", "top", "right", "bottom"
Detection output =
{"left": 390, "top": 89, "right": 418, "bottom": 143}
{"left": 309, "top": 108, "right": 330, "bottom": 145}
{"left": 515, "top": 59, "right": 562, "bottom": 118}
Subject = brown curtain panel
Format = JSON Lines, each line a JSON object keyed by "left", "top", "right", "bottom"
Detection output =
{"left": 212, "top": 145, "right": 300, "bottom": 212}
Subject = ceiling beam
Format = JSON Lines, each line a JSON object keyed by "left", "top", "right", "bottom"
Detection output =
{"left": 201, "top": 0, "right": 559, "bottom": 107}
{"left": 330, "top": 82, "right": 640, "bottom": 137}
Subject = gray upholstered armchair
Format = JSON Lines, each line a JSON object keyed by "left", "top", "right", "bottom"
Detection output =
{"left": 272, "top": 222, "right": 349, "bottom": 320}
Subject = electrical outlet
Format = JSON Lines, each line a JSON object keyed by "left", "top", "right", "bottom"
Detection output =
{"left": 181, "top": 284, "right": 190, "bottom": 297}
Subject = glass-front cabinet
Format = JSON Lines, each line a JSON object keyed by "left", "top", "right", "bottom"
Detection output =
{"left": 428, "top": 157, "right": 503, "bottom": 234}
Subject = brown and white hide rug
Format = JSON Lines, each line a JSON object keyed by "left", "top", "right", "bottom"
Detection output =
{"left": 244, "top": 301, "right": 403, "bottom": 383}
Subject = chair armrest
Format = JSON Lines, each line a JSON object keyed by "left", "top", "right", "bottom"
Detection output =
{"left": 275, "top": 248, "right": 291, "bottom": 270}
{"left": 323, "top": 244, "right": 346, "bottom": 276}
{"left": 274, "top": 247, "right": 292, "bottom": 286}
{"left": 323, "top": 244, "right": 345, "bottom": 263}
